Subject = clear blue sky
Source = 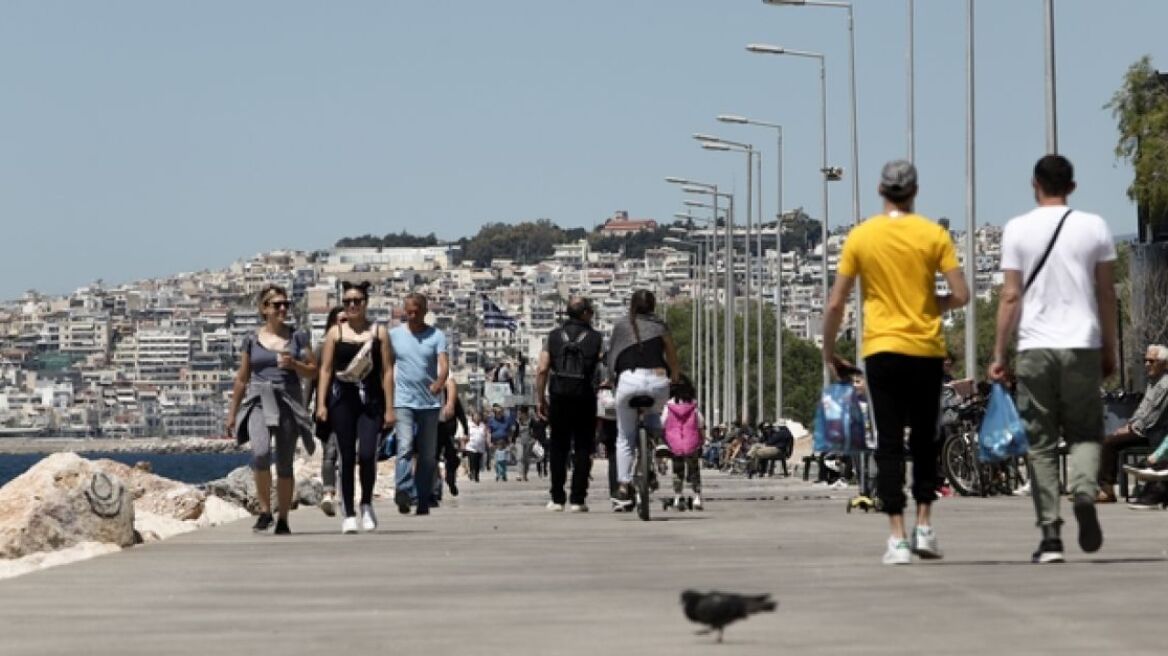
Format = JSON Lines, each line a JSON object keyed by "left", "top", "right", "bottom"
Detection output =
{"left": 2, "top": 0, "right": 1164, "bottom": 301}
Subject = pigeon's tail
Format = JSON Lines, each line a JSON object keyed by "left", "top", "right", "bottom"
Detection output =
{"left": 745, "top": 596, "right": 777, "bottom": 615}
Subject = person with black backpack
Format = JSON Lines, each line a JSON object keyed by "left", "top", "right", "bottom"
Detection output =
{"left": 535, "top": 296, "right": 603, "bottom": 512}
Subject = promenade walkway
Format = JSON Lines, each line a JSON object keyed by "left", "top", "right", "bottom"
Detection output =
{"left": 0, "top": 465, "right": 1164, "bottom": 655}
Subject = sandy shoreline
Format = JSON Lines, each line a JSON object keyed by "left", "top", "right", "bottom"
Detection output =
{"left": 0, "top": 437, "right": 245, "bottom": 455}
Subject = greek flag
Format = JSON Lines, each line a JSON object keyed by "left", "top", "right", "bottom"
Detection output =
{"left": 481, "top": 294, "right": 519, "bottom": 332}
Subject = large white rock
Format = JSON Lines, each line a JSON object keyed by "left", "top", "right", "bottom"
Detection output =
{"left": 91, "top": 459, "right": 206, "bottom": 521}
{"left": 0, "top": 541, "right": 121, "bottom": 581}
{"left": 197, "top": 496, "right": 251, "bottom": 528}
{"left": 0, "top": 452, "right": 136, "bottom": 559}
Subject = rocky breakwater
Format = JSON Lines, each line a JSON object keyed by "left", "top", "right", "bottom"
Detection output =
{"left": 0, "top": 452, "right": 250, "bottom": 581}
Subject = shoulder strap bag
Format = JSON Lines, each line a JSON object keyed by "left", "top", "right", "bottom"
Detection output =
{"left": 1024, "top": 208, "right": 1073, "bottom": 294}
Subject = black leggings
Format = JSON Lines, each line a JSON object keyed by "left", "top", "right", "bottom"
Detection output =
{"left": 330, "top": 386, "right": 382, "bottom": 517}
{"left": 466, "top": 452, "right": 483, "bottom": 481}
{"left": 437, "top": 421, "right": 461, "bottom": 494}
{"left": 864, "top": 352, "right": 944, "bottom": 516}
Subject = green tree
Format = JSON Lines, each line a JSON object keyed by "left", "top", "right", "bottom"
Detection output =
{"left": 666, "top": 300, "right": 825, "bottom": 426}
{"left": 1108, "top": 55, "right": 1168, "bottom": 236}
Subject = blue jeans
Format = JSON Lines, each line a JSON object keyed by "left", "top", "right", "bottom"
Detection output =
{"left": 394, "top": 407, "right": 440, "bottom": 512}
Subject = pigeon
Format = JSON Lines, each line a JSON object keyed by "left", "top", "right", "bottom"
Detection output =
{"left": 680, "top": 590, "right": 777, "bottom": 643}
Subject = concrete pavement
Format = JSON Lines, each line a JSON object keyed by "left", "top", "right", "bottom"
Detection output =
{"left": 0, "top": 464, "right": 1165, "bottom": 655}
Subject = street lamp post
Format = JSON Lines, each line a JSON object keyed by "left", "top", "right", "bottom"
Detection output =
{"left": 689, "top": 190, "right": 735, "bottom": 422}
{"left": 764, "top": 0, "right": 862, "bottom": 361}
{"left": 685, "top": 188, "right": 736, "bottom": 421}
{"left": 965, "top": 0, "right": 977, "bottom": 379}
{"left": 685, "top": 201, "right": 727, "bottom": 423}
{"left": 668, "top": 177, "right": 732, "bottom": 425}
{"left": 1043, "top": 0, "right": 1058, "bottom": 154}
{"left": 696, "top": 134, "right": 755, "bottom": 423}
{"left": 907, "top": 0, "right": 915, "bottom": 161}
{"left": 748, "top": 43, "right": 831, "bottom": 384}
{"left": 718, "top": 114, "right": 784, "bottom": 421}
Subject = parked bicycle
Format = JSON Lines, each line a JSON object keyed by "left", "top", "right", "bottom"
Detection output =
{"left": 940, "top": 384, "right": 1027, "bottom": 497}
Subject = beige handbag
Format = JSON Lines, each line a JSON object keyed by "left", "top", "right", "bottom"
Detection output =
{"left": 336, "top": 334, "right": 374, "bottom": 383}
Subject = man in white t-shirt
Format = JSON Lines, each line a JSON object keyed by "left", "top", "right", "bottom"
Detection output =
{"left": 989, "top": 154, "right": 1118, "bottom": 564}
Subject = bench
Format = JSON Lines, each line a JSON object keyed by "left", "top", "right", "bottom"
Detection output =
{"left": 1119, "top": 445, "right": 1154, "bottom": 502}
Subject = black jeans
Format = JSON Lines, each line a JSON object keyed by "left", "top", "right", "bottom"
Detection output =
{"left": 1098, "top": 432, "right": 1147, "bottom": 487}
{"left": 865, "top": 352, "right": 944, "bottom": 516}
{"left": 466, "top": 452, "right": 483, "bottom": 481}
{"left": 330, "top": 386, "right": 383, "bottom": 518}
{"left": 549, "top": 394, "right": 597, "bottom": 505}
{"left": 436, "top": 419, "right": 461, "bottom": 496}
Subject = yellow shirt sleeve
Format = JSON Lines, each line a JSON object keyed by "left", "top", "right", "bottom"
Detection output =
{"left": 838, "top": 231, "right": 859, "bottom": 277}
{"left": 937, "top": 228, "right": 959, "bottom": 273}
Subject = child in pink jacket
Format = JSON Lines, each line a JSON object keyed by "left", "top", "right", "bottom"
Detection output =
{"left": 662, "top": 375, "right": 705, "bottom": 510}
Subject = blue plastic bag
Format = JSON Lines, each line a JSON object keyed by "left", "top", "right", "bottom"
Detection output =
{"left": 977, "top": 383, "right": 1029, "bottom": 462}
{"left": 813, "top": 382, "right": 868, "bottom": 454}
{"left": 378, "top": 428, "right": 397, "bottom": 462}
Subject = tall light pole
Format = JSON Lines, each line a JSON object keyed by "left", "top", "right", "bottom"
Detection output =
{"left": 965, "top": 0, "right": 977, "bottom": 379}
{"left": 685, "top": 188, "right": 735, "bottom": 421}
{"left": 686, "top": 204, "right": 725, "bottom": 422}
{"left": 668, "top": 177, "right": 732, "bottom": 424}
{"left": 718, "top": 114, "right": 784, "bottom": 421}
{"left": 763, "top": 0, "right": 862, "bottom": 361}
{"left": 696, "top": 134, "right": 755, "bottom": 423}
{"left": 907, "top": 0, "right": 915, "bottom": 161}
{"left": 1043, "top": 0, "right": 1058, "bottom": 153}
{"left": 748, "top": 43, "right": 832, "bottom": 384}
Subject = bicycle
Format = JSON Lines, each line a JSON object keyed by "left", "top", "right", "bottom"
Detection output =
{"left": 628, "top": 394, "right": 657, "bottom": 521}
{"left": 940, "top": 389, "right": 1027, "bottom": 497}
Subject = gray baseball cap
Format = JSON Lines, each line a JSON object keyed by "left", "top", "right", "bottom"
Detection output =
{"left": 880, "top": 159, "right": 917, "bottom": 194}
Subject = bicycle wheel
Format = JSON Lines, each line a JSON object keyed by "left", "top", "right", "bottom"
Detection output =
{"left": 941, "top": 431, "right": 982, "bottom": 497}
{"left": 636, "top": 425, "right": 651, "bottom": 521}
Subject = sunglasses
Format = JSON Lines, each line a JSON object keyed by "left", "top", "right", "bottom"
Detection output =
{"left": 266, "top": 301, "right": 291, "bottom": 310}
{"left": 1145, "top": 359, "right": 1158, "bottom": 365}
{"left": 342, "top": 297, "right": 366, "bottom": 307}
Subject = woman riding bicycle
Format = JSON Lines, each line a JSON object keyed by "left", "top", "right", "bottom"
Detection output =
{"left": 607, "top": 289, "right": 681, "bottom": 512}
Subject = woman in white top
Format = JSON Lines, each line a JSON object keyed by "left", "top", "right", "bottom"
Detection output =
{"left": 464, "top": 411, "right": 488, "bottom": 483}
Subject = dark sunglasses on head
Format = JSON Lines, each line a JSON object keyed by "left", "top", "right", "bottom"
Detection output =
{"left": 266, "top": 301, "right": 291, "bottom": 310}
{"left": 342, "top": 297, "right": 366, "bottom": 307}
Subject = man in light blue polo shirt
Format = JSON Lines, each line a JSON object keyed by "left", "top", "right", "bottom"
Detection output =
{"left": 388, "top": 292, "right": 449, "bottom": 516}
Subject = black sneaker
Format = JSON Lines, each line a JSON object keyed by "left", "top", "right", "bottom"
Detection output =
{"left": 450, "top": 482, "right": 459, "bottom": 497}
{"left": 274, "top": 518, "right": 291, "bottom": 535}
{"left": 252, "top": 512, "right": 274, "bottom": 532}
{"left": 395, "top": 490, "right": 412, "bottom": 515}
{"left": 1072, "top": 493, "right": 1103, "bottom": 553}
{"left": 1032, "top": 538, "right": 1065, "bottom": 564}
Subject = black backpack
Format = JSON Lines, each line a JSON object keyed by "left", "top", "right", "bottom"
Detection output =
{"left": 550, "top": 328, "right": 596, "bottom": 396}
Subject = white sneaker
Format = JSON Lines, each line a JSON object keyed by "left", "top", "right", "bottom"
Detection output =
{"left": 1013, "top": 481, "right": 1032, "bottom": 497}
{"left": 320, "top": 493, "right": 336, "bottom": 517}
{"left": 568, "top": 504, "right": 588, "bottom": 513}
{"left": 882, "top": 536, "right": 912, "bottom": 565}
{"left": 692, "top": 495, "right": 703, "bottom": 511}
{"left": 341, "top": 516, "right": 359, "bottom": 534}
{"left": 911, "top": 526, "right": 943, "bottom": 559}
{"left": 546, "top": 501, "right": 565, "bottom": 512}
{"left": 672, "top": 496, "right": 684, "bottom": 511}
{"left": 360, "top": 504, "right": 378, "bottom": 531}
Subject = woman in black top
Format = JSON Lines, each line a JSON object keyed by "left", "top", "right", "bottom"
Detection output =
{"left": 606, "top": 290, "right": 681, "bottom": 511}
{"left": 316, "top": 281, "right": 394, "bottom": 535}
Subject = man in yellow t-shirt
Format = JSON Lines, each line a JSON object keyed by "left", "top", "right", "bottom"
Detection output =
{"left": 822, "top": 160, "right": 970, "bottom": 566}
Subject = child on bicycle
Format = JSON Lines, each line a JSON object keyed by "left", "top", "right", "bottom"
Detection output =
{"left": 662, "top": 375, "right": 704, "bottom": 510}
